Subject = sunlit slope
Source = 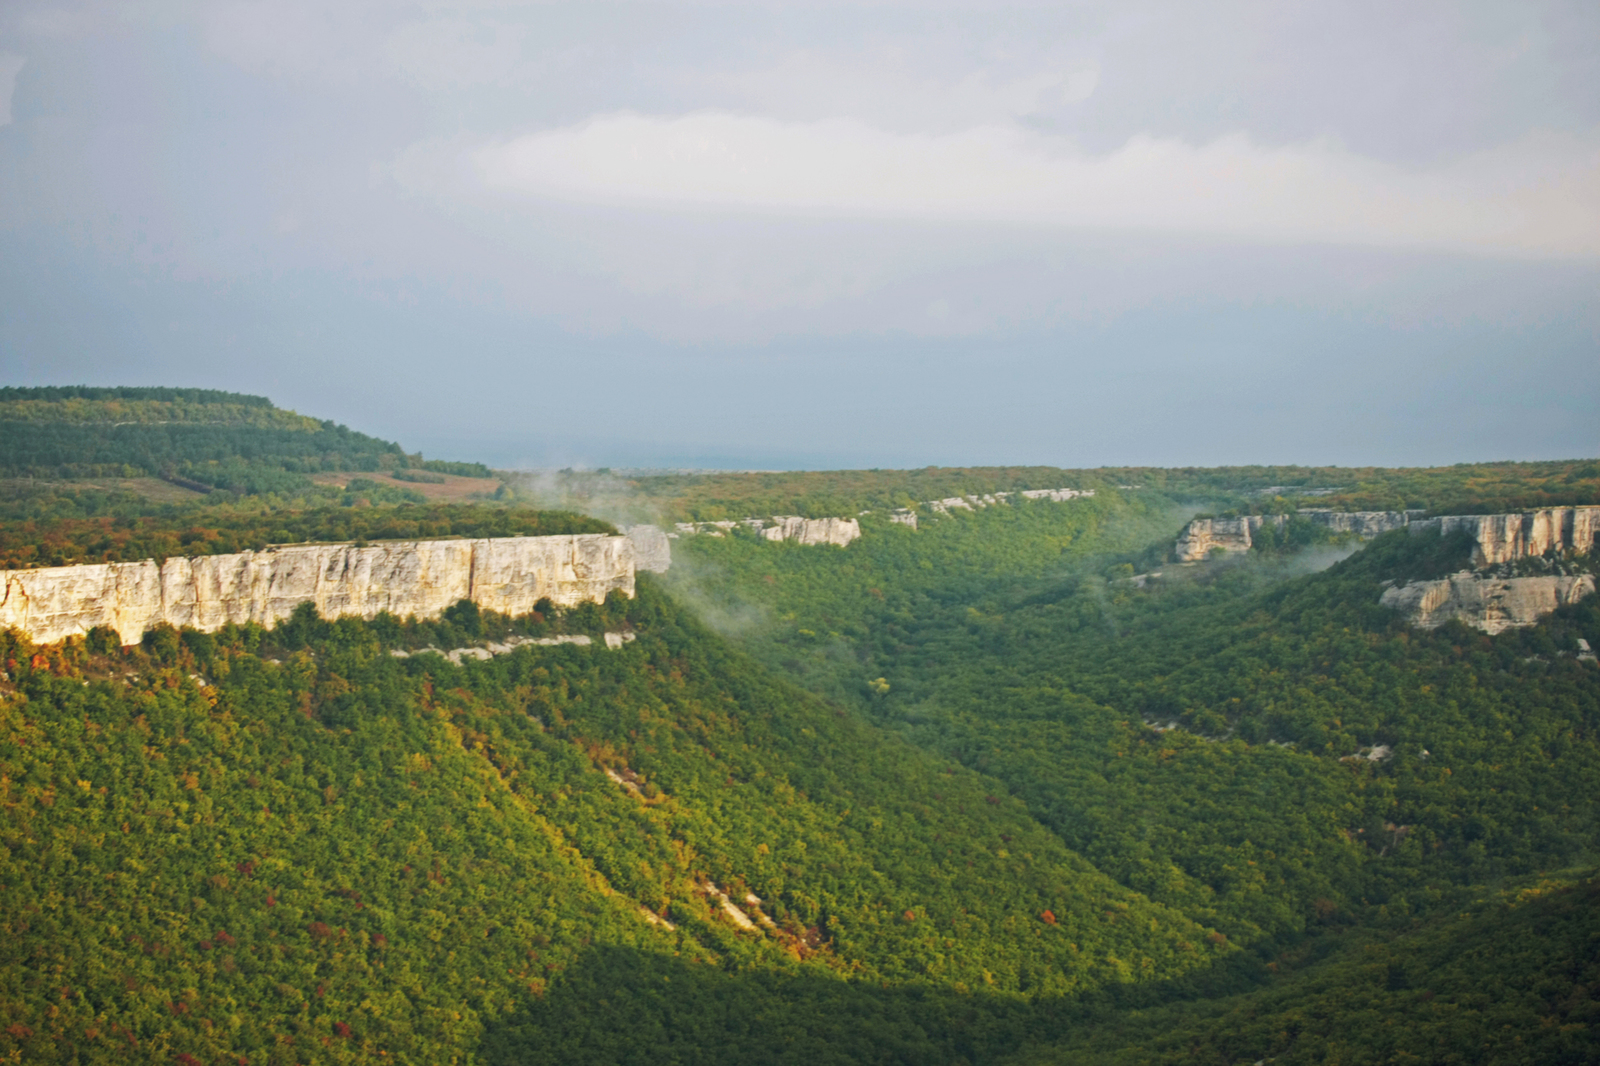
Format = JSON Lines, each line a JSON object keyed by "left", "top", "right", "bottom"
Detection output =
{"left": 0, "top": 582, "right": 1226, "bottom": 1064}
{"left": 0, "top": 642, "right": 657, "bottom": 1062}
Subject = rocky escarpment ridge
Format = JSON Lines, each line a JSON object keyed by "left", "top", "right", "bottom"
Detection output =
{"left": 1408, "top": 508, "right": 1600, "bottom": 567}
{"left": 892, "top": 488, "right": 1096, "bottom": 530}
{"left": 1174, "top": 514, "right": 1288, "bottom": 561}
{"left": 1175, "top": 510, "right": 1423, "bottom": 562}
{"left": 0, "top": 534, "right": 635, "bottom": 646}
{"left": 1379, "top": 574, "right": 1596, "bottom": 635}
{"left": 1174, "top": 506, "right": 1600, "bottom": 633}
{"left": 673, "top": 517, "right": 862, "bottom": 547}
{"left": 925, "top": 488, "right": 1094, "bottom": 516}
{"left": 1176, "top": 506, "right": 1600, "bottom": 565}
{"left": 1377, "top": 507, "right": 1599, "bottom": 634}
{"left": 670, "top": 488, "right": 1093, "bottom": 543}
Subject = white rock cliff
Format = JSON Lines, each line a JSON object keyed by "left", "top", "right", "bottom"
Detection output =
{"left": 1175, "top": 507, "right": 1599, "bottom": 565}
{"left": 1171, "top": 505, "right": 1599, "bottom": 632}
{"left": 0, "top": 534, "right": 635, "bottom": 646}
{"left": 673, "top": 516, "right": 862, "bottom": 547}
{"left": 1173, "top": 515, "right": 1289, "bottom": 561}
{"left": 1408, "top": 507, "right": 1600, "bottom": 567}
{"left": 1379, "top": 574, "right": 1596, "bottom": 635}
{"left": 760, "top": 516, "right": 861, "bottom": 547}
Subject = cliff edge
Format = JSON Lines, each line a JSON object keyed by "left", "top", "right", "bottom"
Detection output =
{"left": 0, "top": 534, "right": 634, "bottom": 646}
{"left": 1380, "top": 574, "right": 1596, "bottom": 635}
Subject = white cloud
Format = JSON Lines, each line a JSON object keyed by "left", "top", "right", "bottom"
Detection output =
{"left": 468, "top": 112, "right": 1600, "bottom": 258}
{"left": 0, "top": 54, "right": 25, "bottom": 126}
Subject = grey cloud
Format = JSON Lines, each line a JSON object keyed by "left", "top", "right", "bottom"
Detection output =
{"left": 0, "top": 0, "right": 1595, "bottom": 469}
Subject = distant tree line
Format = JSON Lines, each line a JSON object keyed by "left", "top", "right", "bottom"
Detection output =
{"left": 0, "top": 503, "right": 613, "bottom": 569}
{"left": 0, "top": 385, "right": 275, "bottom": 406}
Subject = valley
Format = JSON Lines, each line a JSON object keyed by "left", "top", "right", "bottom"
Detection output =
{"left": 0, "top": 388, "right": 1596, "bottom": 1064}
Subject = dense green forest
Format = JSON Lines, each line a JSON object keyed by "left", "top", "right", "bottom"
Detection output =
{"left": 7, "top": 571, "right": 1590, "bottom": 1065}
{"left": 532, "top": 458, "right": 1600, "bottom": 522}
{"left": 0, "top": 584, "right": 1242, "bottom": 1064}
{"left": 655, "top": 491, "right": 1600, "bottom": 1060}
{"left": 666, "top": 501, "right": 1600, "bottom": 932}
{"left": 1, "top": 395, "right": 1597, "bottom": 1062}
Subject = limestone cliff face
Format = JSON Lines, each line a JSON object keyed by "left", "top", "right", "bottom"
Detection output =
{"left": 760, "top": 516, "right": 861, "bottom": 547}
{"left": 1379, "top": 574, "right": 1596, "bottom": 635}
{"left": 670, "top": 517, "right": 860, "bottom": 546}
{"left": 1408, "top": 507, "right": 1600, "bottom": 567}
{"left": 927, "top": 488, "right": 1093, "bottom": 515}
{"left": 1301, "top": 510, "right": 1421, "bottom": 537}
{"left": 1174, "top": 515, "right": 1287, "bottom": 562}
{"left": 1175, "top": 507, "right": 1598, "bottom": 566}
{"left": 623, "top": 525, "right": 672, "bottom": 572}
{"left": 0, "top": 534, "right": 634, "bottom": 646}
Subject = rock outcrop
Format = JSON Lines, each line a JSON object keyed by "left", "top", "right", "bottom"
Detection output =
{"left": 1299, "top": 510, "right": 1423, "bottom": 537}
{"left": 1175, "top": 507, "right": 1599, "bottom": 565}
{"left": 623, "top": 525, "right": 672, "bottom": 572}
{"left": 1380, "top": 574, "right": 1596, "bottom": 635}
{"left": 760, "top": 516, "right": 861, "bottom": 547}
{"left": 0, "top": 534, "right": 634, "bottom": 646}
{"left": 926, "top": 488, "right": 1093, "bottom": 515}
{"left": 673, "top": 516, "right": 862, "bottom": 547}
{"left": 1408, "top": 507, "right": 1600, "bottom": 567}
{"left": 668, "top": 488, "right": 1092, "bottom": 544}
{"left": 1174, "top": 515, "right": 1288, "bottom": 561}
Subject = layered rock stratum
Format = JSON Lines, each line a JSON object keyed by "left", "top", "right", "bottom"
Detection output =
{"left": 1175, "top": 507, "right": 1600, "bottom": 565}
{"left": 760, "top": 516, "right": 862, "bottom": 546}
{"left": 0, "top": 535, "right": 634, "bottom": 646}
{"left": 1408, "top": 508, "right": 1600, "bottom": 567}
{"left": 673, "top": 517, "right": 862, "bottom": 546}
{"left": 1174, "top": 506, "right": 1600, "bottom": 633}
{"left": 1379, "top": 574, "right": 1597, "bottom": 635}
{"left": 670, "top": 488, "right": 1093, "bottom": 545}
{"left": 1174, "top": 515, "right": 1291, "bottom": 561}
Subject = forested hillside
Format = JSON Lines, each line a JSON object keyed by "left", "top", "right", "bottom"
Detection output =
{"left": 0, "top": 386, "right": 493, "bottom": 509}
{"left": 1, "top": 399, "right": 1596, "bottom": 1063}
{"left": 527, "top": 458, "right": 1600, "bottom": 523}
{"left": 662, "top": 489, "right": 1600, "bottom": 1062}
{"left": 1, "top": 583, "right": 1245, "bottom": 1064}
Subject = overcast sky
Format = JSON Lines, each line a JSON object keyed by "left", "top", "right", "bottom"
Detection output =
{"left": 1, "top": 1, "right": 1596, "bottom": 469}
